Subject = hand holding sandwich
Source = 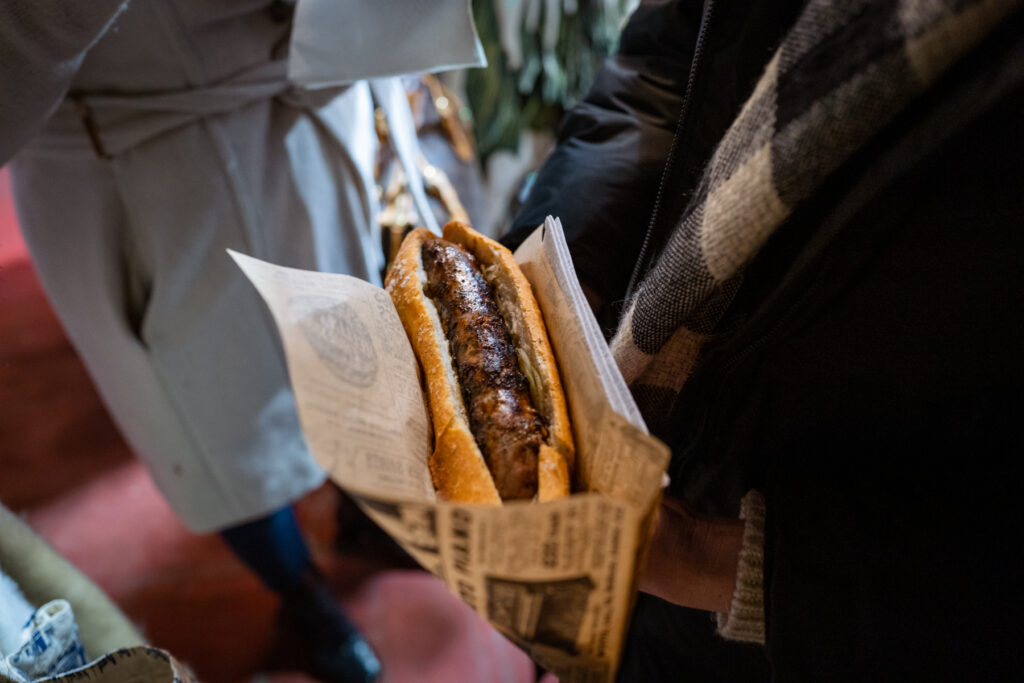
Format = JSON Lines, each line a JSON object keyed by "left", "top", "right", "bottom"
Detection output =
{"left": 639, "top": 497, "right": 745, "bottom": 614}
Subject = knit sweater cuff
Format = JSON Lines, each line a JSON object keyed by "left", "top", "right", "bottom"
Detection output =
{"left": 716, "top": 490, "right": 766, "bottom": 644}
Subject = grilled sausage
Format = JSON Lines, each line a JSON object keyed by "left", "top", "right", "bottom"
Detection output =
{"left": 386, "top": 221, "right": 574, "bottom": 505}
{"left": 421, "top": 238, "right": 546, "bottom": 500}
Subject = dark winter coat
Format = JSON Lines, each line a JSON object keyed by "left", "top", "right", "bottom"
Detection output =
{"left": 506, "top": 0, "right": 1024, "bottom": 679}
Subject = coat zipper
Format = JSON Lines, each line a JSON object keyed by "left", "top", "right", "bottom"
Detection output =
{"left": 624, "top": 0, "right": 716, "bottom": 303}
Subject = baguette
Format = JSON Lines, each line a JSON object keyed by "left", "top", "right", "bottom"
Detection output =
{"left": 386, "top": 221, "right": 574, "bottom": 504}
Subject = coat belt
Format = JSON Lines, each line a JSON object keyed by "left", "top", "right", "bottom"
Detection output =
{"left": 31, "top": 59, "right": 341, "bottom": 159}
{"left": 27, "top": 61, "right": 441, "bottom": 235}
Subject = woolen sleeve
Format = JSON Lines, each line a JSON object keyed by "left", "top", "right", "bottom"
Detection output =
{"left": 716, "top": 490, "right": 766, "bottom": 644}
{"left": 0, "top": 0, "right": 129, "bottom": 164}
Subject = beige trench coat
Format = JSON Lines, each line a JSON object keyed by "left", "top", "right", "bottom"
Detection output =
{"left": 0, "top": 0, "right": 481, "bottom": 531}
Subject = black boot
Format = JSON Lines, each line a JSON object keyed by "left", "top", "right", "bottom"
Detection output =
{"left": 279, "top": 572, "right": 381, "bottom": 683}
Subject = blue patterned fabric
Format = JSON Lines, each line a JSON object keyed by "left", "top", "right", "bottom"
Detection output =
{"left": 5, "top": 601, "right": 86, "bottom": 681}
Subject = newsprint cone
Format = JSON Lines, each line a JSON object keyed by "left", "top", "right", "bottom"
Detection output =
{"left": 231, "top": 217, "right": 670, "bottom": 682}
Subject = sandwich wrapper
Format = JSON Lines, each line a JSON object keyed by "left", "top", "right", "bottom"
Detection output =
{"left": 231, "top": 217, "right": 669, "bottom": 681}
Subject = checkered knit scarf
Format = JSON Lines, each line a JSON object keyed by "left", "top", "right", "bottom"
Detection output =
{"left": 611, "top": 0, "right": 1019, "bottom": 431}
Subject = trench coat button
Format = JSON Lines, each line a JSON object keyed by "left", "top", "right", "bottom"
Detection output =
{"left": 269, "top": 0, "right": 294, "bottom": 24}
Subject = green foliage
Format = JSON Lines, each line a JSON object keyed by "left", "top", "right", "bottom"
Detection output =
{"left": 465, "top": 0, "right": 633, "bottom": 164}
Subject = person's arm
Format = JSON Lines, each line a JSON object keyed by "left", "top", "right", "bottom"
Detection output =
{"left": 503, "top": 0, "right": 702, "bottom": 329}
{"left": 639, "top": 491, "right": 767, "bottom": 644}
{"left": 639, "top": 496, "right": 744, "bottom": 613}
{"left": 0, "top": 0, "right": 129, "bottom": 164}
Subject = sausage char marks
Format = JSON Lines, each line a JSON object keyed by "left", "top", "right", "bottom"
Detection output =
{"left": 420, "top": 237, "right": 547, "bottom": 500}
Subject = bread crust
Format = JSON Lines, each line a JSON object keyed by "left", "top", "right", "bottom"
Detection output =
{"left": 385, "top": 222, "right": 574, "bottom": 504}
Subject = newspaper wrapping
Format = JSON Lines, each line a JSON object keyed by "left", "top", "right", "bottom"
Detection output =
{"left": 232, "top": 217, "right": 669, "bottom": 681}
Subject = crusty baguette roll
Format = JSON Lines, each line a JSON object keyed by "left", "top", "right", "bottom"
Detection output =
{"left": 386, "top": 221, "right": 574, "bottom": 505}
